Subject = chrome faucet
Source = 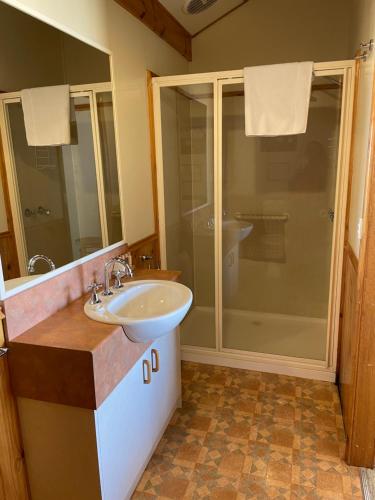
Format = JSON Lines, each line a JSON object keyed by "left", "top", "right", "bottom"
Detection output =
{"left": 103, "top": 256, "right": 134, "bottom": 296}
{"left": 88, "top": 282, "right": 102, "bottom": 305}
{"left": 28, "top": 254, "right": 56, "bottom": 273}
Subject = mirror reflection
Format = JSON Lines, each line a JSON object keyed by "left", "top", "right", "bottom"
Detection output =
{"left": 0, "top": 2, "right": 122, "bottom": 292}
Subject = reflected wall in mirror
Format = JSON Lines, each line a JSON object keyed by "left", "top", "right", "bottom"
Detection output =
{"left": 0, "top": 1, "right": 123, "bottom": 293}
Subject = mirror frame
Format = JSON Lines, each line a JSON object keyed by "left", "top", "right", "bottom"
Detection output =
{"left": 0, "top": 3, "right": 127, "bottom": 300}
{"left": 0, "top": 240, "right": 126, "bottom": 299}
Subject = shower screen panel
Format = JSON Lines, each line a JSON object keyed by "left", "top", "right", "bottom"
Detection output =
{"left": 221, "top": 76, "right": 343, "bottom": 360}
{"left": 158, "top": 83, "right": 216, "bottom": 348}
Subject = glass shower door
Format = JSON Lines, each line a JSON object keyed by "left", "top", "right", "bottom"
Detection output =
{"left": 158, "top": 83, "right": 216, "bottom": 348}
{"left": 220, "top": 76, "right": 343, "bottom": 360}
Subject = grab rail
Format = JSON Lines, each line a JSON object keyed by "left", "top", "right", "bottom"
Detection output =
{"left": 234, "top": 212, "right": 289, "bottom": 222}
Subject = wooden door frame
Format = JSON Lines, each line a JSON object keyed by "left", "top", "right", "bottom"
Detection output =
{"left": 146, "top": 70, "right": 161, "bottom": 267}
{"left": 0, "top": 310, "right": 29, "bottom": 499}
{"left": 343, "top": 66, "right": 375, "bottom": 467}
{"left": 0, "top": 132, "right": 20, "bottom": 280}
{"left": 336, "top": 59, "right": 361, "bottom": 379}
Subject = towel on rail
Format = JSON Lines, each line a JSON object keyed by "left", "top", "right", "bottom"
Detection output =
{"left": 244, "top": 62, "right": 313, "bottom": 136}
{"left": 21, "top": 85, "right": 70, "bottom": 146}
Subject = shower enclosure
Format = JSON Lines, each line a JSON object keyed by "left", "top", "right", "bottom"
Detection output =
{"left": 153, "top": 61, "right": 354, "bottom": 380}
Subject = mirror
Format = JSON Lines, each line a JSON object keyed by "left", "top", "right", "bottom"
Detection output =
{"left": 0, "top": 2, "right": 123, "bottom": 293}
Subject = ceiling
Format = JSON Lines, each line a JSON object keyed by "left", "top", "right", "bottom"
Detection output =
{"left": 159, "top": 0, "right": 246, "bottom": 36}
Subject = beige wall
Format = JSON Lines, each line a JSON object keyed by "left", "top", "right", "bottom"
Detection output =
{"left": 347, "top": 0, "right": 375, "bottom": 256}
{"left": 107, "top": 1, "right": 188, "bottom": 243}
{"left": 0, "top": 3, "right": 63, "bottom": 91}
{"left": 0, "top": 1, "right": 111, "bottom": 247}
{"left": 60, "top": 36, "right": 110, "bottom": 86}
{"left": 190, "top": 0, "right": 352, "bottom": 73}
{"left": 2, "top": 0, "right": 188, "bottom": 244}
{"left": 1, "top": 0, "right": 109, "bottom": 51}
{"left": 0, "top": 2, "right": 110, "bottom": 91}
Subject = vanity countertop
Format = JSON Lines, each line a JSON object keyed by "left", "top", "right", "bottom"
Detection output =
{"left": 8, "top": 269, "right": 181, "bottom": 410}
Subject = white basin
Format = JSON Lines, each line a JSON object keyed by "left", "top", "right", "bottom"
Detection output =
{"left": 222, "top": 220, "right": 253, "bottom": 254}
{"left": 84, "top": 280, "right": 193, "bottom": 343}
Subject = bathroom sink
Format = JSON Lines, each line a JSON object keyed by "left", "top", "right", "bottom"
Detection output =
{"left": 222, "top": 220, "right": 253, "bottom": 254}
{"left": 84, "top": 280, "right": 193, "bottom": 343}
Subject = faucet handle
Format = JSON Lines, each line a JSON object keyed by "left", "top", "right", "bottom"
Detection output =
{"left": 114, "top": 256, "right": 134, "bottom": 278}
{"left": 112, "top": 270, "right": 125, "bottom": 289}
{"left": 88, "top": 282, "right": 103, "bottom": 305}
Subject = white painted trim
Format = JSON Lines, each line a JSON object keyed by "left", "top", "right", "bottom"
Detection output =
{"left": 152, "top": 61, "right": 355, "bottom": 88}
{"left": 90, "top": 91, "right": 109, "bottom": 247}
{"left": 152, "top": 82, "right": 167, "bottom": 267}
{"left": 0, "top": 240, "right": 125, "bottom": 300}
{"left": 109, "top": 58, "right": 127, "bottom": 243}
{"left": 327, "top": 65, "right": 355, "bottom": 372}
{"left": 0, "top": 83, "right": 112, "bottom": 102}
{"left": 214, "top": 78, "right": 221, "bottom": 356}
{"left": 181, "top": 348, "right": 336, "bottom": 382}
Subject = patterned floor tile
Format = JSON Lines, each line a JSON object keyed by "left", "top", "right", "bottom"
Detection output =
{"left": 199, "top": 432, "right": 252, "bottom": 476}
{"left": 218, "top": 387, "right": 259, "bottom": 415}
{"left": 209, "top": 408, "right": 254, "bottom": 443}
{"left": 132, "top": 362, "right": 363, "bottom": 499}
{"left": 135, "top": 454, "right": 195, "bottom": 498}
{"left": 256, "top": 393, "right": 300, "bottom": 423}
{"left": 183, "top": 382, "right": 224, "bottom": 409}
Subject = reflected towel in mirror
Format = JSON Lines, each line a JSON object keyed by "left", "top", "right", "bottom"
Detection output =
{"left": 21, "top": 84, "right": 70, "bottom": 146}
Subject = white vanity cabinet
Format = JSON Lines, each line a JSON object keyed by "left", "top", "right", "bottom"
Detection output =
{"left": 17, "top": 329, "right": 181, "bottom": 500}
{"left": 96, "top": 329, "right": 181, "bottom": 500}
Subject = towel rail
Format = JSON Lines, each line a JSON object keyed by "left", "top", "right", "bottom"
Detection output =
{"left": 234, "top": 212, "right": 289, "bottom": 222}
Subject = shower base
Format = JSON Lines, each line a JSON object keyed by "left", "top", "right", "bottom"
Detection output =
{"left": 181, "top": 305, "right": 327, "bottom": 362}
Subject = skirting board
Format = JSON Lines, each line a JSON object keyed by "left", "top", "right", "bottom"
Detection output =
{"left": 181, "top": 349, "right": 336, "bottom": 382}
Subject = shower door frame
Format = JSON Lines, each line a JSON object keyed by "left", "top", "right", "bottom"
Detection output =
{"left": 0, "top": 82, "right": 112, "bottom": 275}
{"left": 153, "top": 60, "right": 355, "bottom": 381}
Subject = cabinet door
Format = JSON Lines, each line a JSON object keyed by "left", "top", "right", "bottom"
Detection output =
{"left": 95, "top": 330, "right": 181, "bottom": 500}
{"left": 148, "top": 329, "right": 181, "bottom": 442}
{"left": 95, "top": 348, "right": 154, "bottom": 500}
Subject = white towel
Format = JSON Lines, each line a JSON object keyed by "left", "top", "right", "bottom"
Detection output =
{"left": 244, "top": 62, "right": 313, "bottom": 136}
{"left": 21, "top": 85, "right": 70, "bottom": 146}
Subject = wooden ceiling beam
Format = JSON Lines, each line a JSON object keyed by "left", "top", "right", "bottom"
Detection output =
{"left": 114, "top": 0, "right": 192, "bottom": 61}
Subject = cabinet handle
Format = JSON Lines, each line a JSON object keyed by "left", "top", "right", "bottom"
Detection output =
{"left": 151, "top": 349, "right": 159, "bottom": 373}
{"left": 142, "top": 359, "right": 151, "bottom": 384}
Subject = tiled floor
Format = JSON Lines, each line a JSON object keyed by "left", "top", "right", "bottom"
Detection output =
{"left": 133, "top": 362, "right": 363, "bottom": 499}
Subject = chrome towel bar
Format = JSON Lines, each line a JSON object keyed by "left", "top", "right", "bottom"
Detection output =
{"left": 355, "top": 39, "right": 374, "bottom": 62}
{"left": 235, "top": 212, "right": 289, "bottom": 222}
